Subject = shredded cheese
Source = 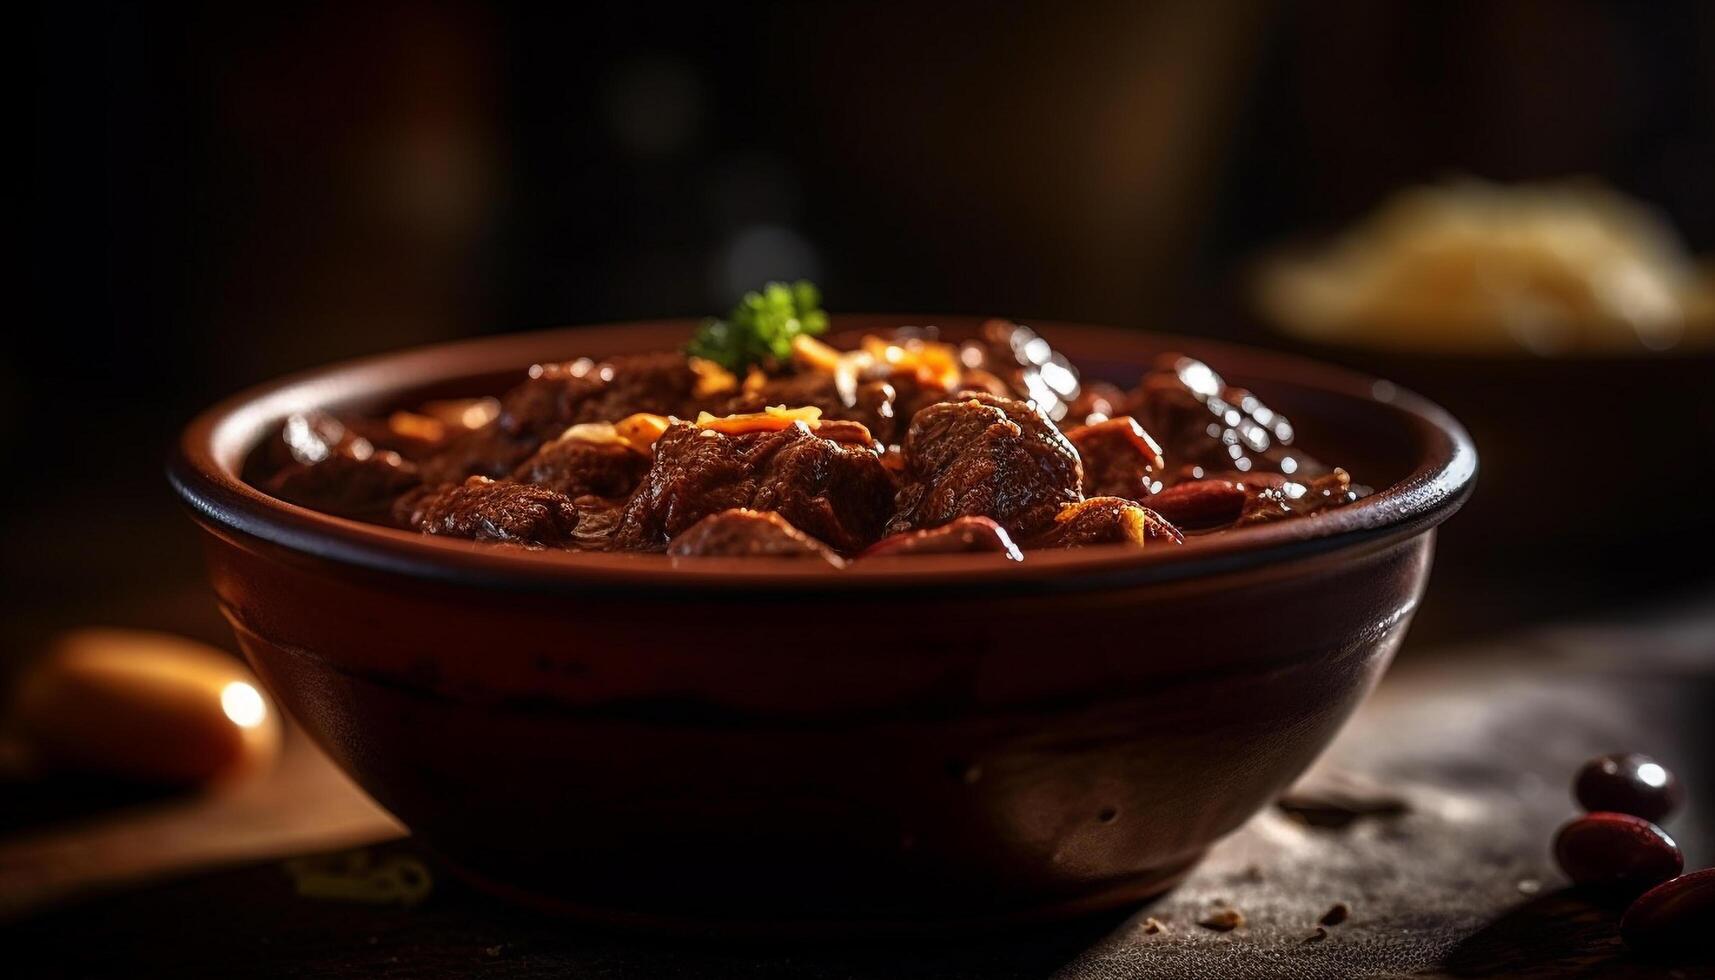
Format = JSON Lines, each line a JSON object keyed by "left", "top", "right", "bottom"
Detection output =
{"left": 694, "top": 405, "right": 825, "bottom": 435}
{"left": 791, "top": 334, "right": 844, "bottom": 372}
{"left": 388, "top": 411, "right": 446, "bottom": 444}
{"left": 688, "top": 357, "right": 738, "bottom": 398}
{"left": 558, "top": 413, "right": 672, "bottom": 453}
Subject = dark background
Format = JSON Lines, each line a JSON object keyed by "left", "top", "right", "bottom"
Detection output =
{"left": 14, "top": 0, "right": 1715, "bottom": 661}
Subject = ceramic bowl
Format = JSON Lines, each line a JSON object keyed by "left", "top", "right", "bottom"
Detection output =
{"left": 168, "top": 317, "right": 1474, "bottom": 931}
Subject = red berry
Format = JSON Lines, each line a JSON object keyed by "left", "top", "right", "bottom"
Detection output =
{"left": 1553, "top": 812, "right": 1682, "bottom": 898}
{"left": 1574, "top": 753, "right": 1683, "bottom": 823}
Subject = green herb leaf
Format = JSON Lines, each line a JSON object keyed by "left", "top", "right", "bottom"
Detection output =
{"left": 687, "top": 280, "right": 829, "bottom": 372}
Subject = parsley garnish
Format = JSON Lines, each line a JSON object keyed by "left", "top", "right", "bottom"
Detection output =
{"left": 687, "top": 280, "right": 829, "bottom": 372}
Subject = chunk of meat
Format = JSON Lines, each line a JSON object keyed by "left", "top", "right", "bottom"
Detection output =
{"left": 1025, "top": 497, "right": 1183, "bottom": 549}
{"left": 960, "top": 319, "right": 1082, "bottom": 421}
{"left": 1231, "top": 469, "right": 1364, "bottom": 526}
{"left": 720, "top": 372, "right": 846, "bottom": 420}
{"left": 564, "top": 495, "right": 625, "bottom": 551}
{"left": 612, "top": 421, "right": 896, "bottom": 553}
{"left": 1066, "top": 416, "right": 1166, "bottom": 501}
{"left": 420, "top": 352, "right": 703, "bottom": 485}
{"left": 1130, "top": 355, "right": 1315, "bottom": 482}
{"left": 888, "top": 391, "right": 1083, "bottom": 537}
{"left": 513, "top": 352, "right": 702, "bottom": 436}
{"left": 416, "top": 424, "right": 539, "bottom": 485}
{"left": 1064, "top": 381, "right": 1128, "bottom": 427}
{"left": 666, "top": 509, "right": 842, "bottom": 564}
{"left": 255, "top": 410, "right": 364, "bottom": 473}
{"left": 396, "top": 477, "right": 580, "bottom": 547}
{"left": 860, "top": 516, "right": 1022, "bottom": 560}
{"left": 721, "top": 371, "right": 927, "bottom": 446}
{"left": 510, "top": 437, "right": 650, "bottom": 499}
{"left": 259, "top": 411, "right": 421, "bottom": 522}
{"left": 265, "top": 450, "right": 421, "bottom": 524}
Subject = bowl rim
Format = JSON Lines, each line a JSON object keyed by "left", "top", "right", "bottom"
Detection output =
{"left": 168, "top": 315, "right": 1476, "bottom": 595}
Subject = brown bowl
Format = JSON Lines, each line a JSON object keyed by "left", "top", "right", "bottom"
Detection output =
{"left": 167, "top": 317, "right": 1474, "bottom": 932}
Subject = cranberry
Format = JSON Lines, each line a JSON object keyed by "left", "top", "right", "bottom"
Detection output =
{"left": 1553, "top": 812, "right": 1683, "bottom": 898}
{"left": 1621, "top": 868, "right": 1715, "bottom": 957}
{"left": 1574, "top": 753, "right": 1683, "bottom": 823}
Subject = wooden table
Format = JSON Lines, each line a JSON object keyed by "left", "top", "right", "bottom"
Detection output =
{"left": 4, "top": 597, "right": 1711, "bottom": 979}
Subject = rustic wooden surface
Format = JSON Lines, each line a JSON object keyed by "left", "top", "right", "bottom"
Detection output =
{"left": 3, "top": 597, "right": 1711, "bottom": 979}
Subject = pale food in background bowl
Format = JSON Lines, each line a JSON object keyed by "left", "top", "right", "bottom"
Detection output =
{"left": 1257, "top": 179, "right": 1715, "bottom": 356}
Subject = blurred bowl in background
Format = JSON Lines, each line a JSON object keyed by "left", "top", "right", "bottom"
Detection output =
{"left": 1252, "top": 180, "right": 1715, "bottom": 633}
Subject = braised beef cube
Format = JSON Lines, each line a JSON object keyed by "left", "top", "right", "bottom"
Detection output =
{"left": 964, "top": 319, "right": 1082, "bottom": 421}
{"left": 877, "top": 375, "right": 978, "bottom": 446}
{"left": 560, "top": 352, "right": 702, "bottom": 427}
{"left": 1066, "top": 416, "right": 1166, "bottom": 501}
{"left": 861, "top": 516, "right": 1022, "bottom": 560}
{"left": 452, "top": 352, "right": 700, "bottom": 460}
{"left": 851, "top": 380, "right": 902, "bottom": 444}
{"left": 613, "top": 420, "right": 895, "bottom": 553}
{"left": 953, "top": 368, "right": 1015, "bottom": 400}
{"left": 414, "top": 354, "right": 685, "bottom": 485}
{"left": 567, "top": 495, "right": 625, "bottom": 552}
{"left": 721, "top": 372, "right": 846, "bottom": 418}
{"left": 255, "top": 410, "right": 365, "bottom": 476}
{"left": 1027, "top": 497, "right": 1183, "bottom": 549}
{"left": 494, "top": 359, "right": 607, "bottom": 443}
{"left": 1064, "top": 381, "right": 1128, "bottom": 427}
{"left": 417, "top": 423, "right": 540, "bottom": 485}
{"left": 417, "top": 368, "right": 600, "bottom": 485}
{"left": 510, "top": 437, "right": 650, "bottom": 499}
{"left": 398, "top": 476, "right": 580, "bottom": 547}
{"left": 571, "top": 353, "right": 697, "bottom": 425}
{"left": 1130, "top": 355, "right": 1311, "bottom": 480}
{"left": 1234, "top": 469, "right": 1363, "bottom": 526}
{"left": 610, "top": 425, "right": 755, "bottom": 552}
{"left": 666, "top": 509, "right": 841, "bottom": 564}
{"left": 888, "top": 390, "right": 1083, "bottom": 538}
{"left": 723, "top": 372, "right": 916, "bottom": 446}
{"left": 265, "top": 448, "right": 421, "bottom": 523}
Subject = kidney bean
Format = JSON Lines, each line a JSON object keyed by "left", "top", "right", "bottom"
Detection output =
{"left": 1144, "top": 479, "right": 1247, "bottom": 529}
{"left": 861, "top": 516, "right": 1022, "bottom": 560}
{"left": 1553, "top": 812, "right": 1683, "bottom": 898}
{"left": 1621, "top": 868, "right": 1715, "bottom": 957}
{"left": 1574, "top": 753, "right": 1683, "bottom": 824}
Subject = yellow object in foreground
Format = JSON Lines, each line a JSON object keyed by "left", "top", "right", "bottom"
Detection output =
{"left": 8, "top": 628, "right": 281, "bottom": 786}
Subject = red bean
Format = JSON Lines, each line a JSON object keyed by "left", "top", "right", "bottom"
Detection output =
{"left": 1553, "top": 812, "right": 1683, "bottom": 898}
{"left": 1143, "top": 479, "right": 1247, "bottom": 529}
{"left": 859, "top": 516, "right": 1022, "bottom": 560}
{"left": 1621, "top": 868, "right": 1715, "bottom": 957}
{"left": 1573, "top": 753, "right": 1683, "bottom": 823}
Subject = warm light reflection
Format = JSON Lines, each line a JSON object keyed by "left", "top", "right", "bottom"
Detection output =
{"left": 220, "top": 681, "right": 268, "bottom": 729}
{"left": 1636, "top": 762, "right": 1668, "bottom": 788}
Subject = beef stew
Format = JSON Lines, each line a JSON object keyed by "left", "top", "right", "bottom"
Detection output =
{"left": 252, "top": 286, "right": 1365, "bottom": 560}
